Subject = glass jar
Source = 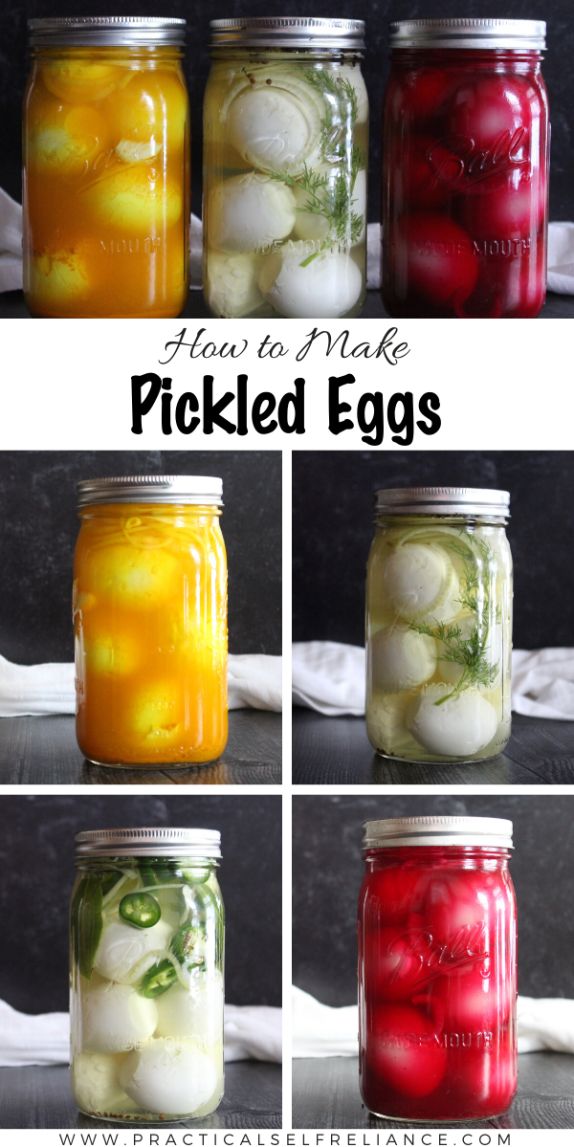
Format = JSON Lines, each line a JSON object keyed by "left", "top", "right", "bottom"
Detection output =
{"left": 74, "top": 476, "right": 227, "bottom": 767}
{"left": 70, "top": 827, "right": 224, "bottom": 1122}
{"left": 366, "top": 488, "right": 513, "bottom": 764}
{"left": 358, "top": 816, "right": 517, "bottom": 1122}
{"left": 203, "top": 18, "right": 368, "bottom": 318}
{"left": 382, "top": 19, "right": 549, "bottom": 318}
{"left": 23, "top": 17, "right": 189, "bottom": 317}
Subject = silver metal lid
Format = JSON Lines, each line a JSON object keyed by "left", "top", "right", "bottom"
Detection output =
{"left": 210, "top": 17, "right": 365, "bottom": 50}
{"left": 390, "top": 19, "right": 546, "bottom": 51}
{"left": 364, "top": 816, "right": 513, "bottom": 850}
{"left": 76, "top": 827, "right": 221, "bottom": 858}
{"left": 375, "top": 486, "right": 510, "bottom": 519}
{"left": 28, "top": 17, "right": 186, "bottom": 48}
{"left": 77, "top": 475, "right": 223, "bottom": 508}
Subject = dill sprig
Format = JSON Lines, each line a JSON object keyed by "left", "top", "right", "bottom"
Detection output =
{"left": 266, "top": 68, "right": 365, "bottom": 260}
{"left": 409, "top": 534, "right": 498, "bottom": 706}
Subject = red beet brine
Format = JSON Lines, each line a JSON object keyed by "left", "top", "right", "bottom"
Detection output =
{"left": 358, "top": 817, "right": 517, "bottom": 1121}
{"left": 382, "top": 20, "right": 548, "bottom": 317}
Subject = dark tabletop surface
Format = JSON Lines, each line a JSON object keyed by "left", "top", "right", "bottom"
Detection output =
{"left": 0, "top": 289, "right": 573, "bottom": 319}
{"left": 293, "top": 711, "right": 574, "bottom": 786}
{"left": 292, "top": 1054, "right": 574, "bottom": 1130}
{"left": 0, "top": 711, "right": 282, "bottom": 785}
{"left": 0, "top": 1062, "right": 282, "bottom": 1130}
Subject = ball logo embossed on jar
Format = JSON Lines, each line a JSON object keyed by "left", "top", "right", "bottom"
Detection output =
{"left": 382, "top": 19, "right": 548, "bottom": 317}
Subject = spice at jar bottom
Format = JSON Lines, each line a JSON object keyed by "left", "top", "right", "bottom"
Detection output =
{"left": 358, "top": 816, "right": 517, "bottom": 1121}
{"left": 70, "top": 828, "right": 224, "bottom": 1122}
{"left": 73, "top": 476, "right": 228, "bottom": 768}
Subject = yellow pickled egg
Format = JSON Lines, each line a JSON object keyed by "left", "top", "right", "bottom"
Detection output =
{"left": 109, "top": 71, "right": 187, "bottom": 154}
{"left": 84, "top": 165, "right": 183, "bottom": 232}
{"left": 84, "top": 544, "right": 180, "bottom": 610}
{"left": 84, "top": 632, "right": 140, "bottom": 677}
{"left": 120, "top": 1038, "right": 217, "bottom": 1115}
{"left": 41, "top": 60, "right": 121, "bottom": 103}
{"left": 72, "top": 1052, "right": 127, "bottom": 1113}
{"left": 130, "top": 683, "right": 182, "bottom": 746}
{"left": 29, "top": 103, "right": 110, "bottom": 176}
{"left": 206, "top": 251, "right": 264, "bottom": 318}
{"left": 29, "top": 251, "right": 90, "bottom": 305}
{"left": 83, "top": 983, "right": 158, "bottom": 1053}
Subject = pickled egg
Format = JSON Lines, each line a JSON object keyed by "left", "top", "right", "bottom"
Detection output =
{"left": 129, "top": 684, "right": 182, "bottom": 747}
{"left": 429, "top": 965, "right": 512, "bottom": 1030}
{"left": 370, "top": 625, "right": 437, "bottom": 692}
{"left": 365, "top": 865, "right": 428, "bottom": 925}
{"left": 83, "top": 543, "right": 180, "bottom": 610}
{"left": 400, "top": 215, "right": 479, "bottom": 309}
{"left": 293, "top": 168, "right": 367, "bottom": 244}
{"left": 29, "top": 252, "right": 90, "bottom": 307}
{"left": 409, "top": 684, "right": 498, "bottom": 757}
{"left": 226, "top": 85, "right": 322, "bottom": 174}
{"left": 115, "top": 139, "right": 161, "bottom": 164}
{"left": 208, "top": 173, "right": 296, "bottom": 253}
{"left": 370, "top": 1004, "right": 447, "bottom": 1098}
{"left": 41, "top": 60, "right": 121, "bottom": 103}
{"left": 155, "top": 973, "right": 224, "bottom": 1044}
{"left": 382, "top": 544, "right": 459, "bottom": 624}
{"left": 206, "top": 251, "right": 264, "bottom": 317}
{"left": 120, "top": 1038, "right": 218, "bottom": 1115}
{"left": 84, "top": 165, "right": 182, "bottom": 232}
{"left": 94, "top": 918, "right": 172, "bottom": 985}
{"left": 259, "top": 242, "right": 362, "bottom": 317}
{"left": 72, "top": 1052, "right": 127, "bottom": 1113}
{"left": 108, "top": 71, "right": 187, "bottom": 153}
{"left": 366, "top": 691, "right": 411, "bottom": 756}
{"left": 84, "top": 631, "right": 140, "bottom": 677}
{"left": 28, "top": 103, "right": 109, "bottom": 175}
{"left": 366, "top": 925, "right": 429, "bottom": 1002}
{"left": 83, "top": 983, "right": 158, "bottom": 1053}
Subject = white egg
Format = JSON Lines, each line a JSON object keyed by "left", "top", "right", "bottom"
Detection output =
{"left": 339, "top": 64, "right": 369, "bottom": 123}
{"left": 292, "top": 167, "right": 367, "bottom": 244}
{"left": 366, "top": 691, "right": 411, "bottom": 755}
{"left": 226, "top": 85, "right": 321, "bottom": 174}
{"left": 155, "top": 974, "right": 224, "bottom": 1045}
{"left": 370, "top": 625, "right": 437, "bottom": 692}
{"left": 437, "top": 619, "right": 503, "bottom": 686}
{"left": 259, "top": 241, "right": 362, "bottom": 317}
{"left": 120, "top": 1038, "right": 218, "bottom": 1116}
{"left": 94, "top": 918, "right": 172, "bottom": 985}
{"left": 409, "top": 684, "right": 499, "bottom": 757}
{"left": 208, "top": 173, "right": 296, "bottom": 253}
{"left": 83, "top": 983, "right": 158, "bottom": 1053}
{"left": 72, "top": 1052, "right": 127, "bottom": 1113}
{"left": 383, "top": 544, "right": 460, "bottom": 623}
{"left": 206, "top": 250, "right": 264, "bottom": 317}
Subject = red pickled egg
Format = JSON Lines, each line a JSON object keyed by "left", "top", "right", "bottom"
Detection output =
{"left": 450, "top": 76, "right": 529, "bottom": 152}
{"left": 460, "top": 172, "right": 546, "bottom": 240}
{"left": 365, "top": 866, "right": 427, "bottom": 926}
{"left": 398, "top": 215, "right": 478, "bottom": 307}
{"left": 396, "top": 136, "right": 461, "bottom": 209}
{"left": 366, "top": 924, "right": 431, "bottom": 1002}
{"left": 393, "top": 69, "right": 453, "bottom": 123}
{"left": 423, "top": 872, "right": 493, "bottom": 950}
{"left": 369, "top": 1004, "right": 447, "bottom": 1098}
{"left": 427, "top": 964, "right": 513, "bottom": 1030}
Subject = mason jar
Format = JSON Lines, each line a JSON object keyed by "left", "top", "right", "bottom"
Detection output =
{"left": 382, "top": 19, "right": 549, "bottom": 317}
{"left": 70, "top": 827, "right": 224, "bottom": 1122}
{"left": 23, "top": 17, "right": 189, "bottom": 317}
{"left": 203, "top": 17, "right": 368, "bottom": 318}
{"left": 74, "top": 476, "right": 227, "bottom": 767}
{"left": 366, "top": 488, "right": 512, "bottom": 763}
{"left": 358, "top": 816, "right": 517, "bottom": 1121}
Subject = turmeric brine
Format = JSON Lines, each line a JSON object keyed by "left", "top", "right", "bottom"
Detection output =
{"left": 23, "top": 18, "right": 189, "bottom": 317}
{"left": 74, "top": 477, "right": 227, "bottom": 767}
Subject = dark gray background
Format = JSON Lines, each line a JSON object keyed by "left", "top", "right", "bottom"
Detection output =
{"left": 1, "top": 1, "right": 572, "bottom": 222}
{"left": 0, "top": 450, "right": 281, "bottom": 663}
{"left": 293, "top": 794, "right": 574, "bottom": 1006}
{"left": 292, "top": 451, "right": 574, "bottom": 650}
{"left": 0, "top": 794, "right": 281, "bottom": 1013}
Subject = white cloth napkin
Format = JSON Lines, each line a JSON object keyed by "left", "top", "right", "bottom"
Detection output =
{"left": 292, "top": 987, "right": 574, "bottom": 1058}
{"left": 2, "top": 188, "right": 572, "bottom": 296}
{"left": 292, "top": 641, "right": 574, "bottom": 721}
{"left": 0, "top": 652, "right": 282, "bottom": 717}
{"left": 0, "top": 998, "right": 282, "bottom": 1068}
